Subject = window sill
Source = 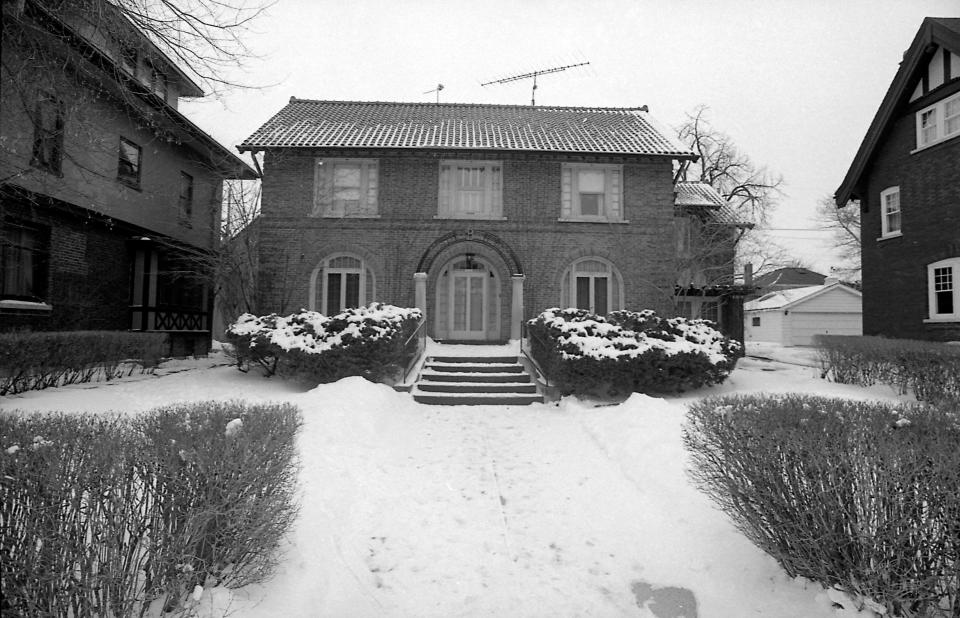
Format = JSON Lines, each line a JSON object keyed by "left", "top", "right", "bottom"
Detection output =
{"left": 433, "top": 215, "right": 507, "bottom": 221}
{"left": 315, "top": 214, "right": 381, "bottom": 219}
{"left": 0, "top": 299, "right": 53, "bottom": 312}
{"left": 558, "top": 218, "right": 630, "bottom": 224}
{"left": 876, "top": 232, "right": 902, "bottom": 242}
{"left": 923, "top": 317, "right": 960, "bottom": 324}
{"left": 910, "top": 132, "right": 959, "bottom": 154}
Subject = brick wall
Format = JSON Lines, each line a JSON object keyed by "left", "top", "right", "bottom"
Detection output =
{"left": 861, "top": 98, "right": 960, "bottom": 342}
{"left": 258, "top": 150, "right": 680, "bottom": 340}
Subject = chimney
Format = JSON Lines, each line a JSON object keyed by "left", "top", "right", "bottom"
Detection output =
{"left": 744, "top": 263, "right": 754, "bottom": 287}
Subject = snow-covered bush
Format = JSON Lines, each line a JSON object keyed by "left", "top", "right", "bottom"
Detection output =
{"left": 0, "top": 330, "right": 167, "bottom": 395}
{"left": 526, "top": 308, "right": 739, "bottom": 396}
{"left": 0, "top": 401, "right": 301, "bottom": 615}
{"left": 225, "top": 303, "right": 422, "bottom": 384}
{"left": 684, "top": 394, "right": 960, "bottom": 617}
{"left": 815, "top": 334, "right": 960, "bottom": 405}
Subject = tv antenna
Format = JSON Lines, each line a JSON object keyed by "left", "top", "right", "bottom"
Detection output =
{"left": 481, "top": 61, "right": 590, "bottom": 106}
{"left": 423, "top": 83, "right": 444, "bottom": 103}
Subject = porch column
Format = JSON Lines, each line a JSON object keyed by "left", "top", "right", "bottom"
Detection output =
{"left": 511, "top": 274, "right": 525, "bottom": 340}
{"left": 414, "top": 272, "right": 428, "bottom": 321}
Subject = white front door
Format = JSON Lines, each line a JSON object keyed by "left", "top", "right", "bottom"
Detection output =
{"left": 449, "top": 261, "right": 487, "bottom": 340}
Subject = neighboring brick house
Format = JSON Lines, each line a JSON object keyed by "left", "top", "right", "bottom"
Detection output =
{"left": 239, "top": 99, "right": 748, "bottom": 343}
{"left": 836, "top": 17, "right": 960, "bottom": 342}
{"left": 0, "top": 0, "right": 256, "bottom": 354}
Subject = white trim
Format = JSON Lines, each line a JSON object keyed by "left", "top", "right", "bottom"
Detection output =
{"left": 313, "top": 158, "right": 379, "bottom": 217}
{"left": 438, "top": 160, "right": 503, "bottom": 219}
{"left": 879, "top": 186, "right": 901, "bottom": 238}
{"left": 927, "top": 257, "right": 960, "bottom": 322}
{"left": 308, "top": 253, "right": 375, "bottom": 313}
{"left": 561, "top": 256, "right": 624, "bottom": 313}
{"left": 914, "top": 91, "right": 960, "bottom": 151}
{"left": 0, "top": 299, "right": 53, "bottom": 311}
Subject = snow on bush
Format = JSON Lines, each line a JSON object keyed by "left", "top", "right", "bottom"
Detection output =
{"left": 225, "top": 303, "right": 422, "bottom": 384}
{"left": 684, "top": 394, "right": 960, "bottom": 617}
{"left": 526, "top": 308, "right": 739, "bottom": 395}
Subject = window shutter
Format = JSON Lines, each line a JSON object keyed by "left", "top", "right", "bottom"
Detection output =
{"left": 560, "top": 165, "right": 572, "bottom": 219}
{"left": 491, "top": 164, "right": 502, "bottom": 217}
{"left": 606, "top": 167, "right": 622, "bottom": 220}
{"left": 313, "top": 160, "right": 333, "bottom": 216}
{"left": 438, "top": 164, "right": 452, "bottom": 216}
{"left": 363, "top": 161, "right": 378, "bottom": 215}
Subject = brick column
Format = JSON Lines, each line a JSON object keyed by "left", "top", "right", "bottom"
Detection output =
{"left": 511, "top": 274, "right": 525, "bottom": 340}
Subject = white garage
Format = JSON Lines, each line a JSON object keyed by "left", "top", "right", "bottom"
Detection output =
{"left": 745, "top": 281, "right": 862, "bottom": 346}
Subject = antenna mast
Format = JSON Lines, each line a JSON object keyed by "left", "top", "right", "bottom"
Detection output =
{"left": 423, "top": 83, "right": 444, "bottom": 103}
{"left": 481, "top": 61, "right": 589, "bottom": 106}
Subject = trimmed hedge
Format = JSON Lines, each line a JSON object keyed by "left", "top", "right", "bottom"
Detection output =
{"left": 0, "top": 401, "right": 301, "bottom": 616}
{"left": 0, "top": 330, "right": 168, "bottom": 396}
{"left": 527, "top": 308, "right": 740, "bottom": 396}
{"left": 815, "top": 335, "right": 960, "bottom": 405}
{"left": 225, "top": 303, "right": 422, "bottom": 384}
{"left": 684, "top": 394, "right": 959, "bottom": 616}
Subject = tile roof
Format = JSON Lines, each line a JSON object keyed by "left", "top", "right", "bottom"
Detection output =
{"left": 239, "top": 99, "right": 696, "bottom": 157}
{"left": 753, "top": 267, "right": 826, "bottom": 288}
{"left": 674, "top": 181, "right": 753, "bottom": 228}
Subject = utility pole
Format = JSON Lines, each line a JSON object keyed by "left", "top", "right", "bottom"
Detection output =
{"left": 481, "top": 61, "right": 590, "bottom": 106}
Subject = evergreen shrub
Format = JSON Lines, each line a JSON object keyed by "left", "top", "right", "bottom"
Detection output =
{"left": 526, "top": 308, "right": 739, "bottom": 396}
{"left": 684, "top": 394, "right": 959, "bottom": 617}
{"left": 0, "top": 401, "right": 301, "bottom": 616}
{"left": 225, "top": 303, "right": 422, "bottom": 384}
{"left": 0, "top": 330, "right": 167, "bottom": 395}
{"left": 815, "top": 334, "right": 960, "bottom": 405}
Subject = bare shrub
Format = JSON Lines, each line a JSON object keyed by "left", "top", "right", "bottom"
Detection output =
{"left": 684, "top": 394, "right": 959, "bottom": 617}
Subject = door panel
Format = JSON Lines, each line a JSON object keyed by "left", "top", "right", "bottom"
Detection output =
{"left": 450, "top": 270, "right": 486, "bottom": 339}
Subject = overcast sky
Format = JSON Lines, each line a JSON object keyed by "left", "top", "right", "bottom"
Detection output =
{"left": 181, "top": 0, "right": 960, "bottom": 276}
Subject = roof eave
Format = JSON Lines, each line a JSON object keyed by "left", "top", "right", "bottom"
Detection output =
{"left": 236, "top": 143, "right": 695, "bottom": 160}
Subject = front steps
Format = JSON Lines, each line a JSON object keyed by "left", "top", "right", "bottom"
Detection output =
{"left": 413, "top": 355, "right": 544, "bottom": 406}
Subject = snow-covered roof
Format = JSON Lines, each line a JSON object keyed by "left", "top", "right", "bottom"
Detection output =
{"left": 745, "top": 282, "right": 862, "bottom": 311}
{"left": 239, "top": 99, "right": 697, "bottom": 157}
{"left": 674, "top": 181, "right": 753, "bottom": 228}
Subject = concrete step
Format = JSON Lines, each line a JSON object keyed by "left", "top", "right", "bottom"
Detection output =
{"left": 430, "top": 355, "right": 519, "bottom": 364}
{"left": 417, "top": 381, "right": 539, "bottom": 394}
{"left": 426, "top": 362, "right": 524, "bottom": 373}
{"left": 412, "top": 392, "right": 544, "bottom": 406}
{"left": 420, "top": 370, "right": 531, "bottom": 383}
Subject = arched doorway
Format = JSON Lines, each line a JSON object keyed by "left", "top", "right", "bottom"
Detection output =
{"left": 434, "top": 253, "right": 501, "bottom": 341}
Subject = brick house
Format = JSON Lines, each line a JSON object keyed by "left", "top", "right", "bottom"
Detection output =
{"left": 836, "top": 17, "right": 960, "bottom": 342}
{"left": 0, "top": 0, "right": 256, "bottom": 354}
{"left": 239, "top": 99, "right": 748, "bottom": 343}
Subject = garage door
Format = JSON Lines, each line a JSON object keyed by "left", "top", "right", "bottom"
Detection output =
{"left": 790, "top": 312, "right": 862, "bottom": 346}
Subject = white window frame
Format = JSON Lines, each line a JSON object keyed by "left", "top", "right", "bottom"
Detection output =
{"left": 915, "top": 91, "right": 960, "bottom": 150}
{"left": 560, "top": 163, "right": 625, "bottom": 223}
{"left": 561, "top": 257, "right": 624, "bottom": 315}
{"left": 879, "top": 186, "right": 901, "bottom": 239}
{"left": 313, "top": 158, "right": 379, "bottom": 218}
{"left": 308, "top": 254, "right": 375, "bottom": 314}
{"left": 437, "top": 160, "right": 503, "bottom": 219}
{"left": 926, "top": 257, "right": 960, "bottom": 322}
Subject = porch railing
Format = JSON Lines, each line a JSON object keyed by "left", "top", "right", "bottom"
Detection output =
{"left": 401, "top": 316, "right": 428, "bottom": 384}
{"left": 130, "top": 305, "right": 210, "bottom": 332}
{"left": 520, "top": 320, "right": 551, "bottom": 389}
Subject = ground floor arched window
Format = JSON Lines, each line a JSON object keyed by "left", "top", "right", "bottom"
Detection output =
{"left": 560, "top": 257, "right": 623, "bottom": 314}
{"left": 311, "top": 254, "right": 375, "bottom": 314}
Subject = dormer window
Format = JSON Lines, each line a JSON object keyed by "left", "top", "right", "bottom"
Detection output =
{"left": 150, "top": 67, "right": 167, "bottom": 100}
{"left": 916, "top": 92, "right": 960, "bottom": 149}
{"left": 120, "top": 43, "right": 137, "bottom": 75}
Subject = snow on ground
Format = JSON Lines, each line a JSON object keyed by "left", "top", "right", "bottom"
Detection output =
{"left": 0, "top": 344, "right": 909, "bottom": 617}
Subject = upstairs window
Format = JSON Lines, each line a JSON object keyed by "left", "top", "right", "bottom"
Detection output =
{"left": 561, "top": 164, "right": 623, "bottom": 222}
{"left": 120, "top": 43, "right": 138, "bottom": 75}
{"left": 928, "top": 258, "right": 959, "bottom": 321}
{"left": 150, "top": 67, "right": 167, "bottom": 101}
{"left": 178, "top": 172, "right": 193, "bottom": 225}
{"left": 31, "top": 91, "right": 64, "bottom": 174}
{"left": 1, "top": 221, "right": 49, "bottom": 302}
{"left": 438, "top": 161, "right": 503, "bottom": 219}
{"left": 313, "top": 159, "right": 378, "bottom": 217}
{"left": 117, "top": 137, "right": 142, "bottom": 187}
{"left": 916, "top": 92, "right": 960, "bottom": 149}
{"left": 880, "top": 186, "right": 900, "bottom": 238}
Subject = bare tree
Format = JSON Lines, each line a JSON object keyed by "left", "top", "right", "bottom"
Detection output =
{"left": 817, "top": 195, "right": 861, "bottom": 280}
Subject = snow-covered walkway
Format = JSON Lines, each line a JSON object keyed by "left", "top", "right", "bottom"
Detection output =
{"left": 2, "top": 351, "right": 908, "bottom": 617}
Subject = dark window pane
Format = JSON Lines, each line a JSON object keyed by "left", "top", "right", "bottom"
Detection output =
{"left": 594, "top": 277, "right": 608, "bottom": 315}
{"left": 2, "top": 225, "right": 48, "bottom": 300}
{"left": 579, "top": 193, "right": 601, "bottom": 216}
{"left": 936, "top": 291, "right": 954, "bottom": 315}
{"left": 118, "top": 138, "right": 141, "bottom": 185}
{"left": 179, "top": 172, "right": 193, "bottom": 221}
{"left": 326, "top": 273, "right": 341, "bottom": 315}
{"left": 32, "top": 93, "right": 63, "bottom": 173}
{"left": 345, "top": 273, "right": 360, "bottom": 308}
{"left": 576, "top": 277, "right": 590, "bottom": 310}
